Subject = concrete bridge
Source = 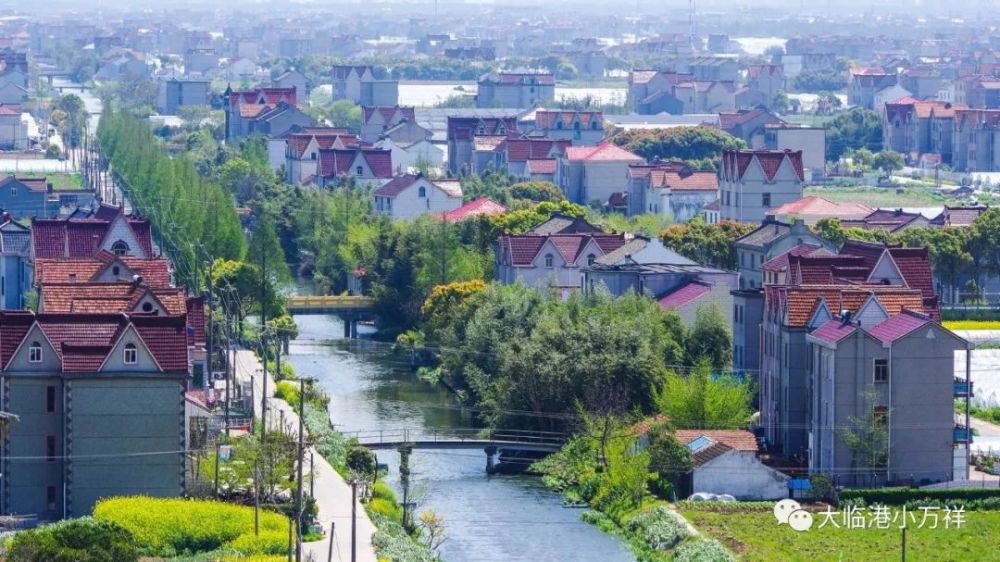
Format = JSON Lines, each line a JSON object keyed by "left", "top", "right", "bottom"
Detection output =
{"left": 344, "top": 428, "right": 567, "bottom": 473}
{"left": 286, "top": 295, "right": 375, "bottom": 338}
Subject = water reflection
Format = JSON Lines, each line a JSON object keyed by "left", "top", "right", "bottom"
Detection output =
{"left": 288, "top": 314, "right": 634, "bottom": 562}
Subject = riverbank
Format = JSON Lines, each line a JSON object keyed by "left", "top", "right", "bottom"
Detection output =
{"left": 287, "top": 314, "right": 636, "bottom": 562}
{"left": 233, "top": 349, "right": 379, "bottom": 562}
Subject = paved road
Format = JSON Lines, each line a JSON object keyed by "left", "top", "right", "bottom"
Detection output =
{"left": 233, "top": 349, "right": 378, "bottom": 562}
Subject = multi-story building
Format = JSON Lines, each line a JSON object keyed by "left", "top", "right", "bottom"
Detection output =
{"left": 952, "top": 109, "right": 1000, "bottom": 172}
{"left": 281, "top": 128, "right": 359, "bottom": 184}
{"left": 882, "top": 100, "right": 963, "bottom": 166}
{"left": 0, "top": 220, "right": 32, "bottom": 309}
{"left": 626, "top": 162, "right": 718, "bottom": 222}
{"left": 360, "top": 106, "right": 417, "bottom": 144}
{"left": 446, "top": 115, "right": 518, "bottom": 174}
{"left": 332, "top": 65, "right": 399, "bottom": 107}
{"left": 223, "top": 86, "right": 314, "bottom": 142}
{"left": 763, "top": 125, "right": 826, "bottom": 178}
{"left": 0, "top": 310, "right": 190, "bottom": 519}
{"left": 157, "top": 79, "right": 210, "bottom": 115}
{"left": 475, "top": 73, "right": 555, "bottom": 109}
{"left": 372, "top": 174, "right": 463, "bottom": 221}
{"left": 528, "top": 110, "right": 605, "bottom": 145}
{"left": 556, "top": 143, "right": 644, "bottom": 206}
{"left": 849, "top": 69, "right": 898, "bottom": 109}
{"left": 807, "top": 309, "right": 971, "bottom": 485}
{"left": 719, "top": 150, "right": 804, "bottom": 224}
{"left": 314, "top": 147, "right": 393, "bottom": 189}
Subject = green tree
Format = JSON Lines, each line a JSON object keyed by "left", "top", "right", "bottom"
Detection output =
{"left": 873, "top": 150, "right": 904, "bottom": 173}
{"left": 655, "top": 358, "right": 754, "bottom": 430}
{"left": 509, "top": 180, "right": 565, "bottom": 203}
{"left": 826, "top": 108, "right": 882, "bottom": 161}
{"left": 838, "top": 390, "right": 890, "bottom": 485}
{"left": 248, "top": 218, "right": 292, "bottom": 287}
{"left": 611, "top": 126, "right": 746, "bottom": 169}
{"left": 660, "top": 219, "right": 755, "bottom": 269}
{"left": 6, "top": 517, "right": 139, "bottom": 562}
{"left": 684, "top": 304, "right": 732, "bottom": 369}
{"left": 813, "top": 217, "right": 847, "bottom": 246}
{"left": 645, "top": 419, "right": 693, "bottom": 498}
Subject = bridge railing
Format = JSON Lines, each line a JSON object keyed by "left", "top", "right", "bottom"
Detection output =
{"left": 343, "top": 427, "right": 567, "bottom": 447}
{"left": 286, "top": 295, "right": 375, "bottom": 310}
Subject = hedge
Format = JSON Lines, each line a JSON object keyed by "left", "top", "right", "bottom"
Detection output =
{"left": 672, "top": 539, "right": 735, "bottom": 562}
{"left": 840, "top": 487, "right": 1000, "bottom": 505}
{"left": 92, "top": 496, "right": 288, "bottom": 557}
{"left": 5, "top": 517, "right": 139, "bottom": 562}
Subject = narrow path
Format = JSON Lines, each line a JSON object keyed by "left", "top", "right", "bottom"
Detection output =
{"left": 233, "top": 349, "right": 379, "bottom": 562}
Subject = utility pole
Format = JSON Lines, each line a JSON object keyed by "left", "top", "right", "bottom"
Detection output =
{"left": 295, "top": 378, "right": 310, "bottom": 562}
{"left": 328, "top": 522, "right": 335, "bottom": 562}
{"left": 260, "top": 240, "right": 268, "bottom": 442}
{"left": 206, "top": 261, "right": 214, "bottom": 391}
{"left": 223, "top": 308, "right": 231, "bottom": 438}
{"left": 351, "top": 479, "right": 357, "bottom": 562}
{"left": 213, "top": 442, "right": 220, "bottom": 498}
{"left": 254, "top": 456, "right": 260, "bottom": 536}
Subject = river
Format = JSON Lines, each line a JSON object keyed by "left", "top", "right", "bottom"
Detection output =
{"left": 287, "top": 314, "right": 635, "bottom": 562}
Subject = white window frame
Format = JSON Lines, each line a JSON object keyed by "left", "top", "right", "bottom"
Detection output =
{"left": 124, "top": 343, "right": 138, "bottom": 365}
{"left": 28, "top": 342, "right": 42, "bottom": 363}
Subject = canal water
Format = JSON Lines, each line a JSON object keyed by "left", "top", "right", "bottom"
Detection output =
{"left": 287, "top": 314, "right": 635, "bottom": 562}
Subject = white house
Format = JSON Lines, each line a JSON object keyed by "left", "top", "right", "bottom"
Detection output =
{"left": 677, "top": 430, "right": 788, "bottom": 500}
{"left": 719, "top": 149, "right": 805, "bottom": 224}
{"left": 372, "top": 174, "right": 463, "bottom": 220}
{"left": 374, "top": 137, "right": 444, "bottom": 174}
{"left": 557, "top": 143, "right": 645, "bottom": 206}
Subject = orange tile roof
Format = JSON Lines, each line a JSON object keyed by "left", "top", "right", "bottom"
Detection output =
{"left": 770, "top": 196, "right": 871, "bottom": 218}
{"left": 776, "top": 286, "right": 925, "bottom": 328}
{"left": 40, "top": 283, "right": 188, "bottom": 315}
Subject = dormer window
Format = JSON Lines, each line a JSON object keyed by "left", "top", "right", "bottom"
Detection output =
{"left": 544, "top": 254, "right": 554, "bottom": 268}
{"left": 418, "top": 186, "right": 426, "bottom": 198}
{"left": 587, "top": 254, "right": 596, "bottom": 266}
{"left": 111, "top": 240, "right": 129, "bottom": 256}
{"left": 112, "top": 266, "right": 120, "bottom": 276}
{"left": 29, "top": 341, "right": 42, "bottom": 363}
{"left": 311, "top": 152, "right": 317, "bottom": 160}
{"left": 124, "top": 343, "right": 137, "bottom": 365}
{"left": 356, "top": 166, "right": 364, "bottom": 175}
{"left": 497, "top": 124, "right": 506, "bottom": 135}
{"left": 476, "top": 124, "right": 486, "bottom": 135}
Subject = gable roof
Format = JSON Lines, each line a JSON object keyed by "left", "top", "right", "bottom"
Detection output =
{"left": 35, "top": 256, "right": 171, "bottom": 288}
{"left": 564, "top": 142, "right": 644, "bottom": 163}
{"left": 767, "top": 285, "right": 926, "bottom": 328}
{"left": 32, "top": 205, "right": 154, "bottom": 259}
{"left": 499, "top": 232, "right": 628, "bottom": 266}
{"left": 443, "top": 197, "right": 507, "bottom": 222}
{"left": 809, "top": 318, "right": 859, "bottom": 344}
{"left": 770, "top": 196, "right": 872, "bottom": 218}
{"left": 317, "top": 148, "right": 392, "bottom": 179}
{"left": 534, "top": 110, "right": 604, "bottom": 130}
{"left": 722, "top": 149, "right": 805, "bottom": 182}
{"left": 657, "top": 280, "right": 712, "bottom": 311}
{"left": 526, "top": 214, "right": 603, "bottom": 235}
{"left": 866, "top": 309, "right": 931, "bottom": 343}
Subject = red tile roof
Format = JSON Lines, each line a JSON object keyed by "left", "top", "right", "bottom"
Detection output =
{"left": 722, "top": 149, "right": 804, "bottom": 182}
{"left": 500, "top": 232, "right": 627, "bottom": 266}
{"left": 675, "top": 430, "right": 758, "bottom": 452}
{"left": 186, "top": 296, "right": 206, "bottom": 346}
{"left": 767, "top": 285, "right": 926, "bottom": 328}
{"left": 35, "top": 256, "right": 171, "bottom": 288}
{"left": 443, "top": 197, "right": 507, "bottom": 222}
{"left": 362, "top": 105, "right": 416, "bottom": 124}
{"left": 317, "top": 148, "right": 393, "bottom": 179}
{"left": 287, "top": 130, "right": 359, "bottom": 159}
{"left": 32, "top": 206, "right": 154, "bottom": 259}
{"left": 866, "top": 310, "right": 930, "bottom": 344}
{"left": 657, "top": 281, "right": 712, "bottom": 311}
{"left": 503, "top": 138, "right": 571, "bottom": 162}
{"left": 788, "top": 254, "right": 870, "bottom": 285}
{"left": 564, "top": 142, "right": 644, "bottom": 163}
{"left": 40, "top": 283, "right": 188, "bottom": 315}
{"left": 810, "top": 318, "right": 859, "bottom": 344}
{"left": 770, "top": 196, "right": 872, "bottom": 218}
{"left": 534, "top": 110, "right": 603, "bottom": 130}
{"left": 761, "top": 244, "right": 829, "bottom": 273}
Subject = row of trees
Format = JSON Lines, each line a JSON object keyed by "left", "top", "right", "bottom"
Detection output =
{"left": 98, "top": 107, "right": 247, "bottom": 291}
{"left": 610, "top": 126, "right": 747, "bottom": 171}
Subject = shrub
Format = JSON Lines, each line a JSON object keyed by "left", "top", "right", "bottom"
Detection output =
{"left": 274, "top": 381, "right": 301, "bottom": 410}
{"left": 676, "top": 501, "right": 773, "bottom": 512}
{"left": 672, "top": 539, "right": 735, "bottom": 562}
{"left": 372, "top": 481, "right": 397, "bottom": 502}
{"left": 839, "top": 487, "right": 1000, "bottom": 505}
{"left": 368, "top": 512, "right": 437, "bottom": 562}
{"left": 5, "top": 517, "right": 139, "bottom": 562}
{"left": 92, "top": 496, "right": 288, "bottom": 556}
{"left": 227, "top": 530, "right": 287, "bottom": 555}
{"left": 626, "top": 507, "right": 686, "bottom": 550}
{"left": 368, "top": 498, "right": 404, "bottom": 524}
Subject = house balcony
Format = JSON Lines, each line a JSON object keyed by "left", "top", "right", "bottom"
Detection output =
{"left": 954, "top": 425, "right": 971, "bottom": 443}
{"left": 954, "top": 378, "right": 973, "bottom": 398}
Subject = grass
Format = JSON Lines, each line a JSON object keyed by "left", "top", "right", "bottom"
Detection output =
{"left": 804, "top": 185, "right": 948, "bottom": 208}
{"left": 682, "top": 509, "right": 1000, "bottom": 561}
{"left": 17, "top": 172, "right": 83, "bottom": 190}
{"left": 943, "top": 321, "right": 1000, "bottom": 331}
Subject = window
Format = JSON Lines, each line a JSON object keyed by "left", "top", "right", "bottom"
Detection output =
{"left": 111, "top": 240, "right": 129, "bottom": 256}
{"left": 556, "top": 121, "right": 563, "bottom": 129}
{"left": 874, "top": 359, "right": 889, "bottom": 383}
{"left": 112, "top": 265, "right": 120, "bottom": 275}
{"left": 356, "top": 166, "right": 364, "bottom": 175}
{"left": 46, "top": 386, "right": 56, "bottom": 413}
{"left": 142, "top": 302, "right": 154, "bottom": 312}
{"left": 591, "top": 120, "right": 599, "bottom": 130}
{"left": 311, "top": 152, "right": 317, "bottom": 160}
{"left": 418, "top": 186, "right": 426, "bottom": 198}
{"left": 762, "top": 193, "right": 771, "bottom": 207}
{"left": 544, "top": 254, "right": 554, "bottom": 268}
{"left": 124, "top": 343, "right": 138, "bottom": 365}
{"left": 587, "top": 254, "right": 596, "bottom": 266}
{"left": 10, "top": 187, "right": 15, "bottom": 196}
{"left": 28, "top": 342, "right": 42, "bottom": 363}
{"left": 46, "top": 435, "right": 56, "bottom": 462}
{"left": 873, "top": 406, "right": 889, "bottom": 426}
{"left": 46, "top": 486, "right": 56, "bottom": 511}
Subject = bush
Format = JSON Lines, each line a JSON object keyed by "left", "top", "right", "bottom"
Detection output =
{"left": 672, "top": 539, "right": 735, "bottom": 562}
{"left": 368, "top": 512, "right": 437, "bottom": 562}
{"left": 226, "top": 530, "right": 287, "bottom": 555}
{"left": 839, "top": 487, "right": 1000, "bottom": 506}
{"left": 626, "top": 507, "right": 686, "bottom": 550}
{"left": 274, "top": 381, "right": 301, "bottom": 410}
{"left": 5, "top": 517, "right": 139, "bottom": 562}
{"left": 368, "top": 498, "right": 404, "bottom": 525}
{"left": 372, "top": 481, "right": 397, "bottom": 502}
{"left": 92, "top": 496, "right": 288, "bottom": 556}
